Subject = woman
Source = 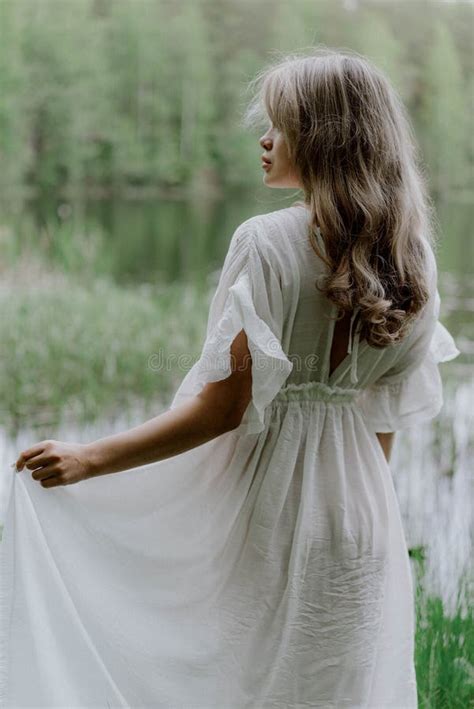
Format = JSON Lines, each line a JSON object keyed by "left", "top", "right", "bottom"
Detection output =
{"left": 2, "top": 48, "right": 460, "bottom": 707}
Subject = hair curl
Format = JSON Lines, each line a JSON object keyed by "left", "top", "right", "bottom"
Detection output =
{"left": 241, "top": 47, "right": 438, "bottom": 348}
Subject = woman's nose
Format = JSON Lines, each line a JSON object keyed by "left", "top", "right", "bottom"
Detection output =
{"left": 260, "top": 134, "right": 272, "bottom": 149}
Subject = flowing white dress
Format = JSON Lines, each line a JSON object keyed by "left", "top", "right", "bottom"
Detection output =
{"left": 0, "top": 204, "right": 460, "bottom": 708}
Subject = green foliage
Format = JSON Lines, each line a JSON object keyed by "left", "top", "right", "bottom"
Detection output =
{"left": 418, "top": 19, "right": 471, "bottom": 199}
{"left": 0, "top": 0, "right": 471, "bottom": 200}
{"left": 0, "top": 271, "right": 210, "bottom": 435}
{"left": 413, "top": 558, "right": 474, "bottom": 708}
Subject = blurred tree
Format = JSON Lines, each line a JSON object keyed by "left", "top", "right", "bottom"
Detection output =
{"left": 0, "top": 1, "right": 30, "bottom": 203}
{"left": 417, "top": 19, "right": 471, "bottom": 201}
{"left": 0, "top": 0, "right": 471, "bottom": 201}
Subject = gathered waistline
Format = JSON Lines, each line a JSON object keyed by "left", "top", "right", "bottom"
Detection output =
{"left": 274, "top": 381, "right": 360, "bottom": 404}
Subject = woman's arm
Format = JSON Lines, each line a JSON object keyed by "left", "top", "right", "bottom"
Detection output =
{"left": 86, "top": 329, "right": 253, "bottom": 478}
{"left": 15, "top": 331, "right": 253, "bottom": 485}
{"left": 375, "top": 431, "right": 395, "bottom": 463}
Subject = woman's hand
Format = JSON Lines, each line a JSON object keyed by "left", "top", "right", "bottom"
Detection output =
{"left": 14, "top": 439, "right": 92, "bottom": 488}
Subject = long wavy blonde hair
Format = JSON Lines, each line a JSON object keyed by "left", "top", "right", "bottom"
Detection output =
{"left": 241, "top": 47, "right": 438, "bottom": 348}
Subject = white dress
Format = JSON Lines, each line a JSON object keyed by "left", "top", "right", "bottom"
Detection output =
{"left": 0, "top": 205, "right": 460, "bottom": 708}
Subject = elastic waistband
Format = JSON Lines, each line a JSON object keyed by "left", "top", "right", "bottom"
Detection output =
{"left": 274, "top": 381, "right": 360, "bottom": 404}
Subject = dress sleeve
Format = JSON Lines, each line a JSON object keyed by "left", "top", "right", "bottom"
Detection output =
{"left": 357, "top": 284, "right": 461, "bottom": 433}
{"left": 169, "top": 219, "right": 293, "bottom": 436}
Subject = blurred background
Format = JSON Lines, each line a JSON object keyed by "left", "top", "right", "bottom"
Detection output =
{"left": 0, "top": 0, "right": 472, "bottom": 704}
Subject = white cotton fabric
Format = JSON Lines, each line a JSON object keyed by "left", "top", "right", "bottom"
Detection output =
{"left": 0, "top": 205, "right": 460, "bottom": 708}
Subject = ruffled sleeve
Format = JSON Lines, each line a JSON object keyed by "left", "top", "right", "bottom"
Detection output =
{"left": 169, "top": 219, "right": 293, "bottom": 436}
{"left": 357, "top": 288, "right": 461, "bottom": 433}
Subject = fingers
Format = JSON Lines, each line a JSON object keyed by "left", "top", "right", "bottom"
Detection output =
{"left": 31, "top": 465, "right": 63, "bottom": 488}
{"left": 15, "top": 441, "right": 50, "bottom": 472}
{"left": 31, "top": 465, "right": 57, "bottom": 481}
{"left": 39, "top": 476, "right": 62, "bottom": 489}
{"left": 24, "top": 455, "right": 54, "bottom": 471}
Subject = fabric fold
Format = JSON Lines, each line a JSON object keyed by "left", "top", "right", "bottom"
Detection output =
{"left": 357, "top": 320, "right": 460, "bottom": 432}
{"left": 171, "top": 269, "right": 293, "bottom": 436}
{"left": 170, "top": 220, "right": 293, "bottom": 436}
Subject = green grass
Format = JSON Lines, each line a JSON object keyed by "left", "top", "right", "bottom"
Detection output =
{"left": 412, "top": 551, "right": 474, "bottom": 708}
{"left": 0, "top": 264, "right": 210, "bottom": 434}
